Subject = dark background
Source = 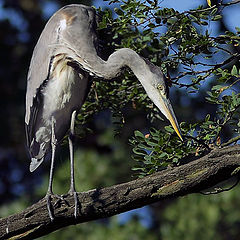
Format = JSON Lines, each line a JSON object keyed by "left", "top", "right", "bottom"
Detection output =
{"left": 1, "top": 0, "right": 240, "bottom": 239}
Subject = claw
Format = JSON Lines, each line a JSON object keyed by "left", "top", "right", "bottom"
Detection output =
{"left": 69, "top": 190, "right": 79, "bottom": 218}
{"left": 45, "top": 117, "right": 57, "bottom": 222}
{"left": 46, "top": 193, "right": 54, "bottom": 221}
{"left": 53, "top": 194, "right": 70, "bottom": 208}
{"left": 68, "top": 110, "right": 79, "bottom": 219}
{"left": 73, "top": 191, "right": 79, "bottom": 218}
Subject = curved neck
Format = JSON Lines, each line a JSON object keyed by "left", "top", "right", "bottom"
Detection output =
{"left": 90, "top": 48, "right": 149, "bottom": 80}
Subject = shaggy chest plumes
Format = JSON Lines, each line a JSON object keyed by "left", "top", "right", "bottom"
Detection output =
{"left": 42, "top": 56, "right": 80, "bottom": 121}
{"left": 29, "top": 55, "right": 88, "bottom": 171}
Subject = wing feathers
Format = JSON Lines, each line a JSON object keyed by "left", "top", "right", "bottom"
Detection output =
{"left": 30, "top": 157, "right": 44, "bottom": 172}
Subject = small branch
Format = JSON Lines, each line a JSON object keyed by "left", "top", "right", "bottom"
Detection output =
{"left": 1, "top": 145, "right": 240, "bottom": 239}
{"left": 184, "top": 135, "right": 211, "bottom": 150}
{"left": 222, "top": 0, "right": 240, "bottom": 6}
{"left": 200, "top": 177, "right": 240, "bottom": 195}
{"left": 200, "top": 178, "right": 240, "bottom": 195}
{"left": 221, "top": 135, "right": 240, "bottom": 147}
{"left": 172, "top": 54, "right": 239, "bottom": 87}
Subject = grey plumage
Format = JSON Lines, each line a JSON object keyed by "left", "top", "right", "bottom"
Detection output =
{"left": 25, "top": 4, "right": 182, "bottom": 183}
{"left": 25, "top": 3, "right": 182, "bottom": 220}
{"left": 25, "top": 5, "right": 97, "bottom": 171}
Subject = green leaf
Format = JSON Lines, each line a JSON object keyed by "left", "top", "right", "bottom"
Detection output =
{"left": 164, "top": 126, "right": 174, "bottom": 133}
{"left": 231, "top": 65, "right": 238, "bottom": 76}
{"left": 134, "top": 130, "right": 145, "bottom": 139}
{"left": 205, "top": 114, "right": 211, "bottom": 121}
{"left": 114, "top": 8, "right": 124, "bottom": 16}
{"left": 211, "top": 8, "right": 218, "bottom": 15}
{"left": 236, "top": 27, "right": 240, "bottom": 33}
{"left": 212, "top": 15, "right": 222, "bottom": 21}
{"left": 231, "top": 92, "right": 238, "bottom": 107}
{"left": 158, "top": 152, "right": 168, "bottom": 158}
{"left": 146, "top": 140, "right": 159, "bottom": 147}
{"left": 133, "top": 147, "right": 146, "bottom": 156}
{"left": 211, "top": 85, "right": 223, "bottom": 91}
{"left": 200, "top": 21, "right": 208, "bottom": 25}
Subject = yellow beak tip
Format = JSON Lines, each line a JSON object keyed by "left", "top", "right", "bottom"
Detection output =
{"left": 175, "top": 130, "right": 183, "bottom": 141}
{"left": 179, "top": 134, "right": 183, "bottom": 141}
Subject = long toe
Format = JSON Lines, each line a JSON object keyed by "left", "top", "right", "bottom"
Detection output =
{"left": 46, "top": 193, "right": 54, "bottom": 221}
{"left": 68, "top": 190, "right": 79, "bottom": 219}
{"left": 73, "top": 191, "right": 79, "bottom": 218}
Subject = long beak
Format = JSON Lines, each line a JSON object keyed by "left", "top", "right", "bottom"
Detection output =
{"left": 154, "top": 93, "right": 183, "bottom": 141}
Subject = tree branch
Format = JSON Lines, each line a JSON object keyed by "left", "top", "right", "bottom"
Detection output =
{"left": 222, "top": 0, "right": 240, "bottom": 6}
{"left": 1, "top": 145, "right": 240, "bottom": 239}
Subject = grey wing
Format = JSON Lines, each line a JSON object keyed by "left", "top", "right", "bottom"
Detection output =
{"left": 56, "top": 5, "right": 102, "bottom": 76}
{"left": 25, "top": 4, "right": 100, "bottom": 147}
{"left": 25, "top": 10, "right": 64, "bottom": 148}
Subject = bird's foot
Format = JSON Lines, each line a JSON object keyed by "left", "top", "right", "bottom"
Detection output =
{"left": 68, "top": 189, "right": 79, "bottom": 219}
{"left": 45, "top": 192, "right": 69, "bottom": 221}
{"left": 45, "top": 192, "right": 54, "bottom": 221}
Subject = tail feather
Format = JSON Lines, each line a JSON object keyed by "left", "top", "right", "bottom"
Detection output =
{"left": 30, "top": 157, "right": 44, "bottom": 172}
{"left": 29, "top": 137, "right": 49, "bottom": 172}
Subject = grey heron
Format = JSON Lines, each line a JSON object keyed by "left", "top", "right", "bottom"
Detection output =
{"left": 25, "top": 4, "right": 182, "bottom": 221}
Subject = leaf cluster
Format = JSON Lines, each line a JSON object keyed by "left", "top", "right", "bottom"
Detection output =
{"left": 131, "top": 65, "right": 240, "bottom": 176}
{"left": 79, "top": 1, "right": 240, "bottom": 177}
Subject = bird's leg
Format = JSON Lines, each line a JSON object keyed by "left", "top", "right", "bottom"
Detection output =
{"left": 68, "top": 110, "right": 79, "bottom": 218}
{"left": 46, "top": 117, "right": 57, "bottom": 221}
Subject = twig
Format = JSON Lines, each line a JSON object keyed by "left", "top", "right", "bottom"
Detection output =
{"left": 200, "top": 177, "right": 240, "bottom": 195}
{"left": 221, "top": 135, "right": 240, "bottom": 147}
{"left": 222, "top": 0, "right": 240, "bottom": 6}
{"left": 172, "top": 54, "right": 239, "bottom": 87}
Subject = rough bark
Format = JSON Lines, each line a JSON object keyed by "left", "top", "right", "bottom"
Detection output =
{"left": 1, "top": 145, "right": 240, "bottom": 240}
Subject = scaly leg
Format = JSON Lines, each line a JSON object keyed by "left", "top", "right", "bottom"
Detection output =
{"left": 68, "top": 110, "right": 79, "bottom": 218}
{"left": 46, "top": 117, "right": 57, "bottom": 221}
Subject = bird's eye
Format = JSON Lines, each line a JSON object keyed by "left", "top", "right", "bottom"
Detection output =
{"left": 157, "top": 84, "right": 164, "bottom": 92}
{"left": 157, "top": 84, "right": 167, "bottom": 96}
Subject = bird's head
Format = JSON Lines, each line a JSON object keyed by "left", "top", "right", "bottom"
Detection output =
{"left": 141, "top": 60, "right": 183, "bottom": 141}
